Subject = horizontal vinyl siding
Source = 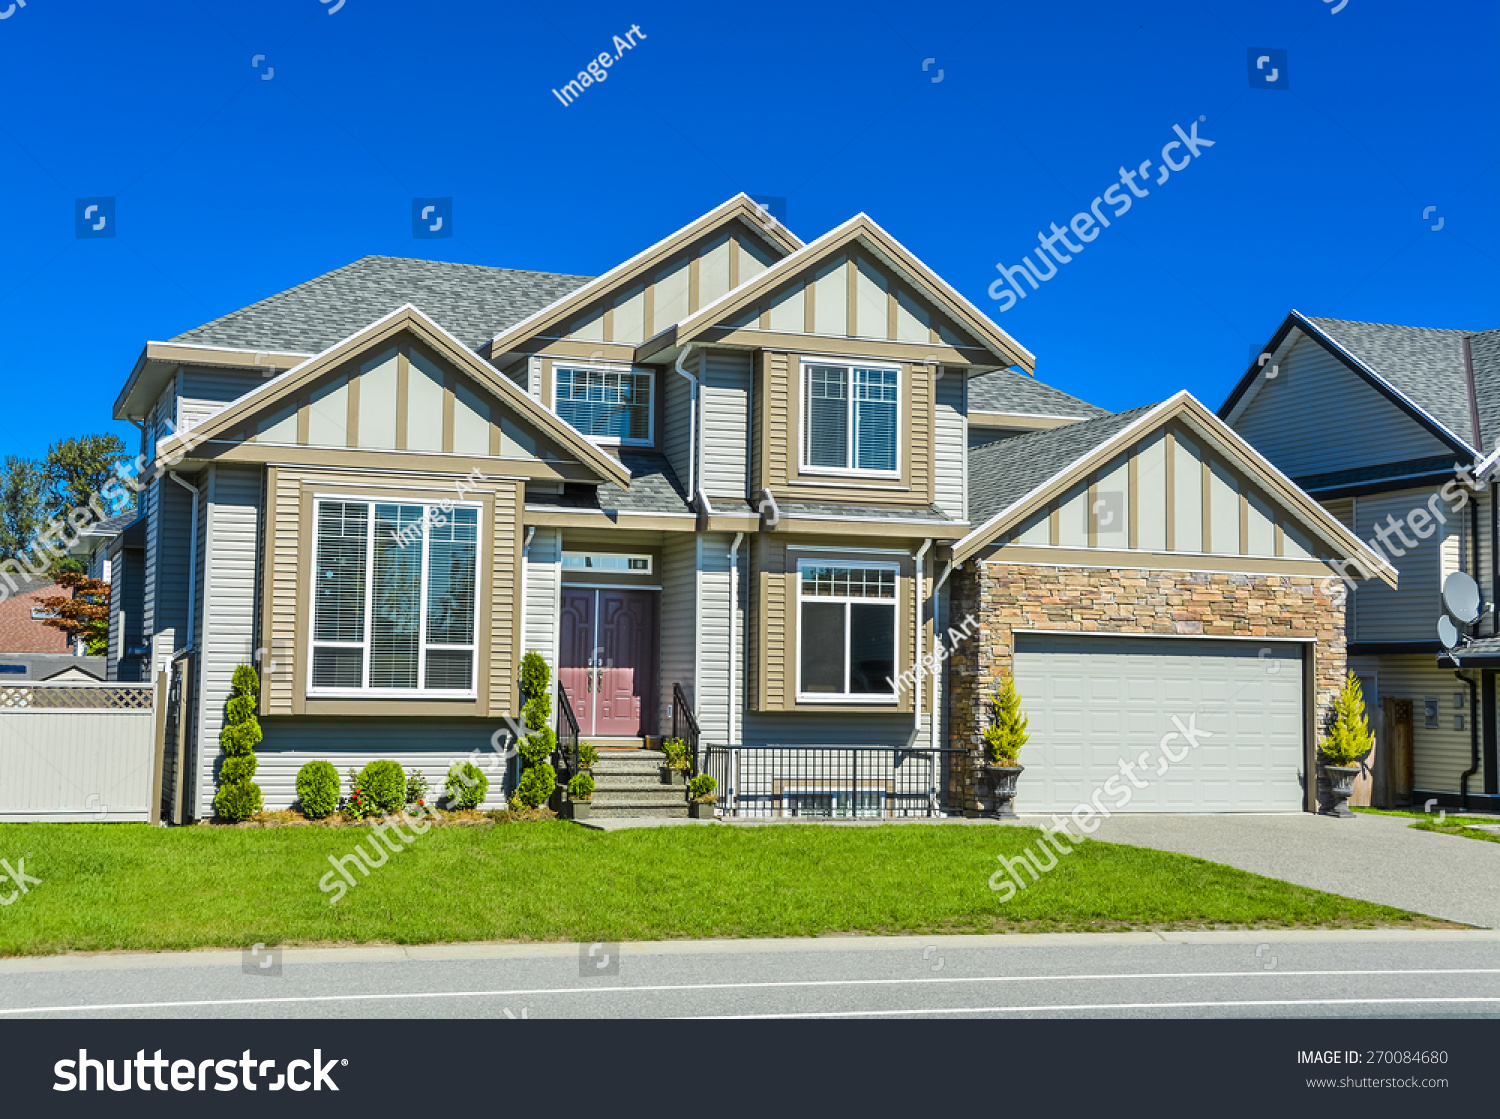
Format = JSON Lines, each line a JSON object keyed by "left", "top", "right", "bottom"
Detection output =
{"left": 256, "top": 720, "right": 511, "bottom": 811}
{"left": 178, "top": 366, "right": 263, "bottom": 432}
{"left": 663, "top": 355, "right": 694, "bottom": 499}
{"left": 1352, "top": 654, "right": 1484, "bottom": 794}
{"left": 741, "top": 711, "right": 929, "bottom": 749}
{"left": 1351, "top": 488, "right": 1452, "bottom": 643}
{"left": 701, "top": 351, "right": 751, "bottom": 502}
{"left": 934, "top": 372, "right": 965, "bottom": 518}
{"left": 487, "top": 486, "right": 519, "bottom": 716}
{"left": 523, "top": 527, "right": 561, "bottom": 666}
{"left": 1231, "top": 334, "right": 1453, "bottom": 476}
{"left": 195, "top": 464, "right": 263, "bottom": 818}
{"left": 697, "top": 533, "right": 734, "bottom": 747}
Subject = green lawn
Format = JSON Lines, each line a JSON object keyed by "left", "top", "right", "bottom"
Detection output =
{"left": 1354, "top": 807, "right": 1500, "bottom": 844}
{"left": 0, "top": 821, "right": 1452, "bottom": 957}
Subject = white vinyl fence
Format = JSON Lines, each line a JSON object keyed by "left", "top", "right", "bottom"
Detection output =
{"left": 0, "top": 683, "right": 159, "bottom": 822}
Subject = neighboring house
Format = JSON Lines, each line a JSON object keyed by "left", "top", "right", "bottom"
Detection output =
{"left": 1222, "top": 311, "right": 1500, "bottom": 811}
{"left": 0, "top": 575, "right": 70, "bottom": 654}
{"left": 70, "top": 509, "right": 147, "bottom": 681}
{"left": 108, "top": 196, "right": 1388, "bottom": 820}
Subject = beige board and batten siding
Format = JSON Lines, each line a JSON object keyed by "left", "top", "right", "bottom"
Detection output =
{"left": 1230, "top": 334, "right": 1454, "bottom": 476}
{"left": 262, "top": 466, "right": 521, "bottom": 718}
{"left": 192, "top": 464, "right": 263, "bottom": 819}
{"left": 1350, "top": 653, "right": 1484, "bottom": 794}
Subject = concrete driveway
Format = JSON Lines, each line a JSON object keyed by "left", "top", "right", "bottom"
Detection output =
{"left": 1045, "top": 812, "right": 1500, "bottom": 929}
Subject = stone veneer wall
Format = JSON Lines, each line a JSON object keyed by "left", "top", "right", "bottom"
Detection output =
{"left": 946, "top": 561, "right": 1347, "bottom": 814}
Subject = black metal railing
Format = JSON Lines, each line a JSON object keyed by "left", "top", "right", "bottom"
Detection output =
{"left": 702, "top": 744, "right": 966, "bottom": 819}
{"left": 555, "top": 682, "right": 581, "bottom": 781}
{"left": 671, "top": 682, "right": 701, "bottom": 776}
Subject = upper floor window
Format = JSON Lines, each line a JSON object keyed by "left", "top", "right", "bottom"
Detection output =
{"left": 801, "top": 360, "right": 899, "bottom": 474}
{"left": 309, "top": 498, "right": 480, "bottom": 697}
{"left": 554, "top": 365, "right": 654, "bottom": 446}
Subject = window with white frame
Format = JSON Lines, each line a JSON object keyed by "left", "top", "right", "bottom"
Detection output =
{"left": 310, "top": 499, "right": 480, "bottom": 695}
{"left": 554, "top": 365, "right": 654, "bottom": 445}
{"left": 796, "top": 561, "right": 898, "bottom": 700}
{"left": 784, "top": 788, "right": 886, "bottom": 818}
{"left": 802, "top": 361, "right": 899, "bottom": 473}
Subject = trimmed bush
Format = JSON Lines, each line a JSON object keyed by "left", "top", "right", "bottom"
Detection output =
{"left": 689, "top": 773, "right": 717, "bottom": 803}
{"left": 296, "top": 760, "right": 340, "bottom": 819}
{"left": 445, "top": 761, "right": 488, "bottom": 810}
{"left": 219, "top": 754, "right": 258, "bottom": 785}
{"left": 213, "top": 781, "right": 262, "bottom": 822}
{"left": 513, "top": 650, "right": 557, "bottom": 809}
{"left": 982, "top": 672, "right": 1030, "bottom": 766}
{"left": 357, "top": 760, "right": 406, "bottom": 814}
{"left": 213, "top": 664, "right": 264, "bottom": 822}
{"left": 567, "top": 772, "right": 595, "bottom": 801}
{"left": 1322, "top": 671, "right": 1374, "bottom": 767}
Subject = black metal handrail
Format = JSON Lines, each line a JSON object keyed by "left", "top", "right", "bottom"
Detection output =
{"left": 702, "top": 743, "right": 966, "bottom": 819}
{"left": 556, "top": 681, "right": 581, "bottom": 781}
{"left": 671, "top": 682, "right": 701, "bottom": 775}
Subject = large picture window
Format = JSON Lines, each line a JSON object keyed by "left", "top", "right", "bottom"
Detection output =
{"left": 554, "top": 365, "right": 654, "bottom": 445}
{"left": 802, "top": 361, "right": 899, "bottom": 474}
{"left": 796, "top": 561, "right": 898, "bottom": 701}
{"left": 310, "top": 499, "right": 480, "bottom": 695}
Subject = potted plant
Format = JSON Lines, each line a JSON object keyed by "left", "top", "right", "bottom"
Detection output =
{"left": 566, "top": 772, "right": 595, "bottom": 820}
{"left": 688, "top": 774, "right": 717, "bottom": 819}
{"left": 1319, "top": 671, "right": 1373, "bottom": 818}
{"left": 577, "top": 740, "right": 599, "bottom": 772}
{"left": 981, "top": 672, "right": 1029, "bottom": 819}
{"left": 660, "top": 737, "right": 691, "bottom": 786}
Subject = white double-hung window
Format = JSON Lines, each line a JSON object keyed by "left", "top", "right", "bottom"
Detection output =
{"left": 309, "top": 498, "right": 481, "bottom": 696}
{"left": 553, "top": 365, "right": 654, "bottom": 446}
{"left": 801, "top": 360, "right": 899, "bottom": 474}
{"left": 796, "top": 560, "right": 899, "bottom": 701}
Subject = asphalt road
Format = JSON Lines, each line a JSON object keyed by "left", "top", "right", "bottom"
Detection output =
{"left": 1, "top": 931, "right": 1498, "bottom": 1019}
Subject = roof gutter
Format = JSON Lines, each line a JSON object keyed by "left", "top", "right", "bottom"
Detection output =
{"left": 674, "top": 343, "right": 699, "bottom": 509}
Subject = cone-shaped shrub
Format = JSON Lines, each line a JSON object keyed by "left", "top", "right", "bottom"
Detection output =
{"left": 213, "top": 664, "right": 264, "bottom": 822}
{"left": 982, "top": 671, "right": 1030, "bottom": 765}
{"left": 1322, "top": 671, "right": 1374, "bottom": 767}
{"left": 513, "top": 650, "right": 557, "bottom": 808}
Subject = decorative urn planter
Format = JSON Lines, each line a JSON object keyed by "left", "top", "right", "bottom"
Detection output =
{"left": 984, "top": 764, "right": 1024, "bottom": 819}
{"left": 689, "top": 800, "right": 716, "bottom": 820}
{"left": 1320, "top": 764, "right": 1360, "bottom": 818}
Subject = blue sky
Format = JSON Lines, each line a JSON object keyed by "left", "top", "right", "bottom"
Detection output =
{"left": 0, "top": 0, "right": 1494, "bottom": 461}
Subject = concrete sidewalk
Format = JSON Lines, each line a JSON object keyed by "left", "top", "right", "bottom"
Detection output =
{"left": 1071, "top": 812, "right": 1500, "bottom": 929}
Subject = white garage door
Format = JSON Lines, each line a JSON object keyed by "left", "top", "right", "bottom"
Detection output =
{"left": 1011, "top": 635, "right": 1306, "bottom": 814}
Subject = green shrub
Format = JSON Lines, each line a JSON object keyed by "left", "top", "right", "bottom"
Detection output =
{"left": 213, "top": 780, "right": 262, "bottom": 823}
{"left": 689, "top": 773, "right": 717, "bottom": 802}
{"left": 567, "top": 772, "right": 595, "bottom": 801}
{"left": 1322, "top": 671, "right": 1374, "bottom": 767}
{"left": 577, "top": 740, "right": 599, "bottom": 769}
{"left": 296, "top": 760, "right": 340, "bottom": 819}
{"left": 215, "top": 663, "right": 263, "bottom": 820}
{"left": 662, "top": 737, "right": 693, "bottom": 773}
{"left": 445, "top": 761, "right": 488, "bottom": 810}
{"left": 514, "top": 762, "right": 556, "bottom": 810}
{"left": 357, "top": 760, "right": 406, "bottom": 814}
{"left": 982, "top": 672, "right": 1030, "bottom": 765}
{"left": 219, "top": 754, "right": 258, "bottom": 785}
{"left": 405, "top": 769, "right": 431, "bottom": 809}
{"left": 513, "top": 650, "right": 558, "bottom": 807}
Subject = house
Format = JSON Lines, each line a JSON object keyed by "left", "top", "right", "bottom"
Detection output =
{"left": 1222, "top": 312, "right": 1500, "bottom": 812}
{"left": 108, "top": 196, "right": 1389, "bottom": 820}
{"left": 0, "top": 574, "right": 71, "bottom": 655}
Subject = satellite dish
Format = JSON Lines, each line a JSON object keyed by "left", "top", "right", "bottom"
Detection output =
{"left": 1442, "top": 571, "right": 1483, "bottom": 624}
{"left": 1438, "top": 615, "right": 1461, "bottom": 650}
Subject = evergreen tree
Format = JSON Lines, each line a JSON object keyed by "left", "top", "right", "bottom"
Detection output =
{"left": 982, "top": 671, "right": 1030, "bottom": 765}
{"left": 1322, "top": 671, "right": 1373, "bottom": 767}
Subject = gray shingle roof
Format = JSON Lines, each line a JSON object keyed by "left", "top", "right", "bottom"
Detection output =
{"left": 171, "top": 256, "right": 593, "bottom": 354}
{"left": 1304, "top": 317, "right": 1479, "bottom": 448}
{"left": 526, "top": 451, "right": 691, "bottom": 516}
{"left": 774, "top": 501, "right": 957, "bottom": 522}
{"left": 1467, "top": 328, "right": 1500, "bottom": 453}
{"left": 966, "top": 367, "right": 1104, "bottom": 419}
{"left": 968, "top": 402, "right": 1161, "bottom": 526}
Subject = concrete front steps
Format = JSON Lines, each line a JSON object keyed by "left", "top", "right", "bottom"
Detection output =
{"left": 587, "top": 750, "right": 689, "bottom": 819}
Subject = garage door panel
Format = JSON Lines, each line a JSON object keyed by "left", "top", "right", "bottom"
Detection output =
{"left": 1011, "top": 635, "right": 1305, "bottom": 814}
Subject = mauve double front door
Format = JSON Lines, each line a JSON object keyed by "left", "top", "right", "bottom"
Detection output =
{"left": 558, "top": 587, "right": 658, "bottom": 738}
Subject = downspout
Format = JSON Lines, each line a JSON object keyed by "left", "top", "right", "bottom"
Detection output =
{"left": 728, "top": 532, "right": 744, "bottom": 747}
{"left": 168, "top": 471, "right": 201, "bottom": 650}
{"left": 1456, "top": 669, "right": 1479, "bottom": 812}
{"left": 913, "top": 539, "right": 932, "bottom": 730}
{"left": 674, "top": 343, "right": 698, "bottom": 510}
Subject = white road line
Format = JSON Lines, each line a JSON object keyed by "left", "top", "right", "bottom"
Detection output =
{"left": 0, "top": 968, "right": 1497, "bottom": 1016}
{"left": 694, "top": 996, "right": 1500, "bottom": 1019}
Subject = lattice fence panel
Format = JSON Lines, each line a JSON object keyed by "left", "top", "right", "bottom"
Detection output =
{"left": 0, "top": 685, "right": 154, "bottom": 710}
